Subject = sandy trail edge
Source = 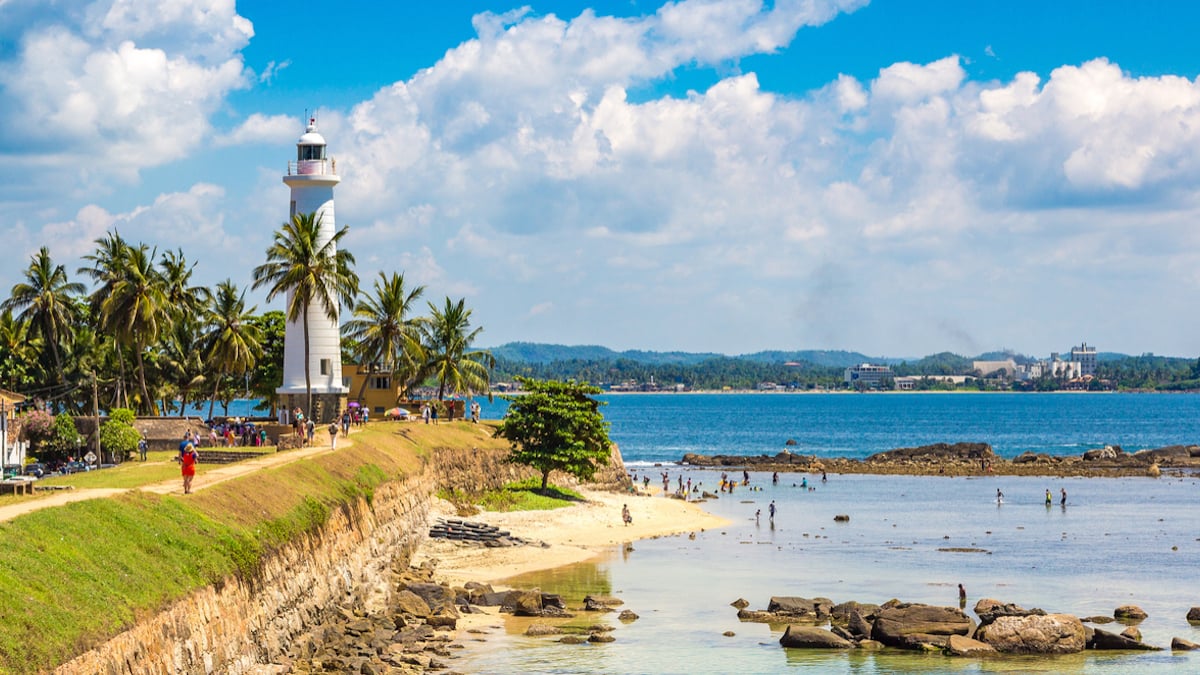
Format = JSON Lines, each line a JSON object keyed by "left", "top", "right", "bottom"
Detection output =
{"left": 413, "top": 488, "right": 729, "bottom": 587}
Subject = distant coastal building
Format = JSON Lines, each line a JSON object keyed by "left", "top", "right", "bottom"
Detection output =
{"left": 973, "top": 359, "right": 1017, "bottom": 379}
{"left": 1070, "top": 342, "right": 1097, "bottom": 376}
{"left": 844, "top": 363, "right": 893, "bottom": 389}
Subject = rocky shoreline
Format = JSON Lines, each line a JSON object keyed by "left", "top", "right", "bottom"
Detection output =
{"left": 680, "top": 441, "right": 1200, "bottom": 477}
{"left": 730, "top": 594, "right": 1200, "bottom": 655}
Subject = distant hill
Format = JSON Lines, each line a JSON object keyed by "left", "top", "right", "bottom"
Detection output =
{"left": 487, "top": 342, "right": 722, "bottom": 366}
{"left": 736, "top": 350, "right": 894, "bottom": 368}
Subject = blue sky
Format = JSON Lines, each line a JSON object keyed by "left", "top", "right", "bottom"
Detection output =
{"left": 2, "top": 0, "right": 1200, "bottom": 359}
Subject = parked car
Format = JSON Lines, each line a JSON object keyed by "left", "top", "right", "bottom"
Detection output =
{"left": 61, "top": 461, "right": 91, "bottom": 474}
{"left": 23, "top": 463, "right": 45, "bottom": 478}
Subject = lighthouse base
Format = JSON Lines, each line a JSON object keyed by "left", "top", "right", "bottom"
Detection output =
{"left": 278, "top": 392, "right": 347, "bottom": 425}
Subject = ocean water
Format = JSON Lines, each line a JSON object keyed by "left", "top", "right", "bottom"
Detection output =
{"left": 481, "top": 392, "right": 1200, "bottom": 463}
{"left": 455, "top": 393, "right": 1200, "bottom": 673}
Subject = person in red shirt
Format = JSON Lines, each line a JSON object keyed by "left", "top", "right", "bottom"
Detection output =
{"left": 180, "top": 443, "right": 199, "bottom": 494}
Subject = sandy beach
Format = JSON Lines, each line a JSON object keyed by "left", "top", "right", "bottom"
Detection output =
{"left": 413, "top": 487, "right": 728, "bottom": 587}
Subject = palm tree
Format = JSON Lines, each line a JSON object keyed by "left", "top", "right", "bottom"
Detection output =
{"left": 160, "top": 313, "right": 208, "bottom": 416}
{"left": 251, "top": 212, "right": 358, "bottom": 417}
{"left": 418, "top": 297, "right": 495, "bottom": 402}
{"left": 344, "top": 272, "right": 426, "bottom": 402}
{"left": 80, "top": 232, "right": 132, "bottom": 406}
{"left": 2, "top": 247, "right": 85, "bottom": 383}
{"left": 100, "top": 244, "right": 169, "bottom": 414}
{"left": 159, "top": 248, "right": 212, "bottom": 320}
{"left": 0, "top": 310, "right": 42, "bottom": 390}
{"left": 202, "top": 280, "right": 263, "bottom": 421}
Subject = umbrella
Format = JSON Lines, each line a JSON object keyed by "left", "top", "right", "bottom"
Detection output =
{"left": 386, "top": 407, "right": 410, "bottom": 418}
{"left": 347, "top": 401, "right": 360, "bottom": 408}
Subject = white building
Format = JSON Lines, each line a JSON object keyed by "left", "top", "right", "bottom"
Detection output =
{"left": 1070, "top": 342, "right": 1097, "bottom": 376}
{"left": 277, "top": 118, "right": 348, "bottom": 424}
{"left": 844, "top": 363, "right": 894, "bottom": 389}
{"left": 973, "top": 359, "right": 1017, "bottom": 379}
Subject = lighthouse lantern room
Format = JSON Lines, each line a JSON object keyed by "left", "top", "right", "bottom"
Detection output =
{"left": 278, "top": 117, "right": 347, "bottom": 425}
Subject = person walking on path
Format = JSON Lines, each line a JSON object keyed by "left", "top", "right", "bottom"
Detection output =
{"left": 179, "top": 442, "right": 199, "bottom": 494}
{"left": 329, "top": 422, "right": 339, "bottom": 450}
{"left": 138, "top": 437, "right": 148, "bottom": 462}
{"left": 306, "top": 418, "right": 315, "bottom": 446}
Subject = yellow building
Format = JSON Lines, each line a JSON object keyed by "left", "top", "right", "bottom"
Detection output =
{"left": 342, "top": 365, "right": 466, "bottom": 419}
{"left": 342, "top": 365, "right": 401, "bottom": 415}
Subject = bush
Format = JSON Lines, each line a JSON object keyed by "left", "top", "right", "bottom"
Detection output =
{"left": 99, "top": 408, "right": 141, "bottom": 462}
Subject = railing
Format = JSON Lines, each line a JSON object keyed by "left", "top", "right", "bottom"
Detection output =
{"left": 287, "top": 158, "right": 337, "bottom": 176}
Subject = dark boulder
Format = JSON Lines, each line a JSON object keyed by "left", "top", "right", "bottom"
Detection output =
{"left": 870, "top": 603, "right": 974, "bottom": 649}
{"left": 779, "top": 625, "right": 853, "bottom": 649}
{"left": 1188, "top": 607, "right": 1200, "bottom": 624}
{"left": 1089, "top": 627, "right": 1160, "bottom": 650}
{"left": 1172, "top": 637, "right": 1200, "bottom": 650}
{"left": 973, "top": 598, "right": 1045, "bottom": 626}
{"left": 868, "top": 442, "right": 994, "bottom": 463}
{"left": 767, "top": 596, "right": 833, "bottom": 620}
{"left": 1114, "top": 605, "right": 1147, "bottom": 622}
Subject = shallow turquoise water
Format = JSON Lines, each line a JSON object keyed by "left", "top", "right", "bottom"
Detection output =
{"left": 455, "top": 472, "right": 1200, "bottom": 673}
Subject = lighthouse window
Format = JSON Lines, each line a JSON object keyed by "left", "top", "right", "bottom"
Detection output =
{"left": 320, "top": 358, "right": 331, "bottom": 375}
{"left": 299, "top": 145, "right": 325, "bottom": 161}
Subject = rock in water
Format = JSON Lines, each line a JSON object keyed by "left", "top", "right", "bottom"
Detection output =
{"left": 1114, "top": 605, "right": 1148, "bottom": 622}
{"left": 870, "top": 604, "right": 974, "bottom": 649}
{"left": 945, "top": 635, "right": 997, "bottom": 657}
{"left": 1172, "top": 637, "right": 1200, "bottom": 650}
{"left": 976, "top": 614, "right": 1086, "bottom": 654}
{"left": 778, "top": 625, "right": 853, "bottom": 649}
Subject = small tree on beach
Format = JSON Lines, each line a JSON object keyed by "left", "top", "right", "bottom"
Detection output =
{"left": 496, "top": 377, "right": 611, "bottom": 491}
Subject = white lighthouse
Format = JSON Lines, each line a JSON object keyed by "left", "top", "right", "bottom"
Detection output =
{"left": 278, "top": 117, "right": 347, "bottom": 424}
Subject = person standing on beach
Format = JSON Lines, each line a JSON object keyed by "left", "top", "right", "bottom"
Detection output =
{"left": 622, "top": 504, "right": 632, "bottom": 526}
{"left": 772, "top": 472, "right": 779, "bottom": 485}
{"left": 179, "top": 442, "right": 198, "bottom": 494}
{"left": 958, "top": 584, "right": 967, "bottom": 608}
{"left": 1045, "top": 489, "right": 1052, "bottom": 506}
{"left": 768, "top": 500, "right": 776, "bottom": 521}
{"left": 1060, "top": 488, "right": 1067, "bottom": 506}
{"left": 996, "top": 488, "right": 1004, "bottom": 504}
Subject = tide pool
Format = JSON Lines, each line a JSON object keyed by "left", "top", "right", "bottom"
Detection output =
{"left": 455, "top": 470, "right": 1200, "bottom": 673}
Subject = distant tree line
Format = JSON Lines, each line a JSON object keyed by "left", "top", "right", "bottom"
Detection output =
{"left": 0, "top": 215, "right": 493, "bottom": 430}
{"left": 493, "top": 353, "right": 1200, "bottom": 392}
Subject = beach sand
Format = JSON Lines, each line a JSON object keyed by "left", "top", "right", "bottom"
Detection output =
{"left": 414, "top": 488, "right": 728, "bottom": 587}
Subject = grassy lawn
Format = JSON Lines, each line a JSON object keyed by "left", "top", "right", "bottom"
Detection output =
{"left": 24, "top": 449, "right": 272, "bottom": 492}
{"left": 443, "top": 477, "right": 585, "bottom": 512}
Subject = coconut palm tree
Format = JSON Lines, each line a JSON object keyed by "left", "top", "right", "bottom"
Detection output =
{"left": 251, "top": 212, "right": 358, "bottom": 417}
{"left": 0, "top": 310, "right": 42, "bottom": 390}
{"left": 202, "top": 280, "right": 262, "bottom": 421}
{"left": 80, "top": 231, "right": 132, "bottom": 405}
{"left": 100, "top": 244, "right": 169, "bottom": 414}
{"left": 2, "top": 247, "right": 85, "bottom": 383}
{"left": 344, "top": 272, "right": 426, "bottom": 402}
{"left": 159, "top": 248, "right": 211, "bottom": 320}
{"left": 418, "top": 297, "right": 494, "bottom": 402}
{"left": 160, "top": 313, "right": 208, "bottom": 416}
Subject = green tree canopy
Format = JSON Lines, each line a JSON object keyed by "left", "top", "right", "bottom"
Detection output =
{"left": 496, "top": 377, "right": 612, "bottom": 490}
